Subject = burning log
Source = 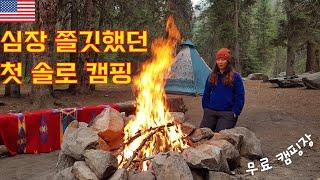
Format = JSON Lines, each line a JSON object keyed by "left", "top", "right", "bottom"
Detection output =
{"left": 118, "top": 122, "right": 184, "bottom": 169}
{"left": 117, "top": 97, "right": 188, "bottom": 116}
{"left": 123, "top": 128, "right": 159, "bottom": 169}
{"left": 122, "top": 122, "right": 177, "bottom": 147}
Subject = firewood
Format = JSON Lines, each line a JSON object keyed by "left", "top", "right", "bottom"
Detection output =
{"left": 123, "top": 128, "right": 159, "bottom": 169}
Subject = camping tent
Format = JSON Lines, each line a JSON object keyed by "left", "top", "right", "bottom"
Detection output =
{"left": 165, "top": 40, "right": 212, "bottom": 95}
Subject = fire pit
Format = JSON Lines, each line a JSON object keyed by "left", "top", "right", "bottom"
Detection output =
{"left": 54, "top": 16, "right": 263, "bottom": 180}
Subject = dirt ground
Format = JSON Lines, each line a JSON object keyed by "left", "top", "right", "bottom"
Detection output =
{"left": 0, "top": 80, "right": 319, "bottom": 179}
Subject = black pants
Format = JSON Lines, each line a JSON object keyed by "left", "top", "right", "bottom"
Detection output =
{"left": 200, "top": 108, "right": 238, "bottom": 132}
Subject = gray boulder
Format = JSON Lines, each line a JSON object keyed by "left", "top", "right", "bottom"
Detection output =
{"left": 211, "top": 132, "right": 243, "bottom": 151}
{"left": 56, "top": 153, "right": 76, "bottom": 171}
{"left": 247, "top": 73, "right": 269, "bottom": 82}
{"left": 152, "top": 151, "right": 193, "bottom": 180}
{"left": 108, "top": 168, "right": 128, "bottom": 180}
{"left": 206, "top": 139, "right": 240, "bottom": 169}
{"left": 53, "top": 167, "right": 76, "bottom": 180}
{"left": 180, "top": 122, "right": 196, "bottom": 136}
{"left": 72, "top": 161, "right": 98, "bottom": 180}
{"left": 182, "top": 144, "right": 229, "bottom": 173}
{"left": 128, "top": 171, "right": 155, "bottom": 180}
{"left": 220, "top": 127, "right": 263, "bottom": 159}
{"left": 208, "top": 171, "right": 232, "bottom": 180}
{"left": 302, "top": 72, "right": 320, "bottom": 89}
{"left": 189, "top": 128, "right": 214, "bottom": 142}
{"left": 61, "top": 124, "right": 99, "bottom": 160}
{"left": 191, "top": 169, "right": 205, "bottom": 180}
{"left": 269, "top": 73, "right": 311, "bottom": 88}
{"left": 84, "top": 149, "right": 118, "bottom": 179}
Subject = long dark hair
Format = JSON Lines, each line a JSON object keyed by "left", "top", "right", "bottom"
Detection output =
{"left": 209, "top": 62, "right": 235, "bottom": 86}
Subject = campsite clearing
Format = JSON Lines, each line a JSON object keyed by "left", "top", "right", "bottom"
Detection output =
{"left": 0, "top": 80, "right": 320, "bottom": 179}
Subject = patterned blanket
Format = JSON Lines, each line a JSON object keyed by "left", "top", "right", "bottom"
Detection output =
{"left": 0, "top": 104, "right": 119, "bottom": 156}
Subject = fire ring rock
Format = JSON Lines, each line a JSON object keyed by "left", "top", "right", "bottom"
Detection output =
{"left": 83, "top": 149, "right": 118, "bottom": 179}
{"left": 205, "top": 139, "right": 240, "bottom": 170}
{"left": 211, "top": 132, "right": 243, "bottom": 151}
{"left": 90, "top": 107, "right": 124, "bottom": 140}
{"left": 152, "top": 151, "right": 193, "bottom": 180}
{"left": 189, "top": 128, "right": 214, "bottom": 142}
{"left": 72, "top": 161, "right": 98, "bottom": 180}
{"left": 220, "top": 127, "right": 263, "bottom": 159}
{"left": 61, "top": 125, "right": 99, "bottom": 160}
{"left": 109, "top": 168, "right": 128, "bottom": 180}
{"left": 182, "top": 144, "right": 230, "bottom": 173}
{"left": 53, "top": 167, "right": 76, "bottom": 180}
{"left": 90, "top": 107, "right": 124, "bottom": 150}
{"left": 128, "top": 171, "right": 156, "bottom": 180}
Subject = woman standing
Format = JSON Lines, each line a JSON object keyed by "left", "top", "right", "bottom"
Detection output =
{"left": 200, "top": 48, "right": 245, "bottom": 132}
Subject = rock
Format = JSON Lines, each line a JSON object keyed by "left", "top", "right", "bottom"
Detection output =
{"left": 97, "top": 137, "right": 111, "bottom": 151}
{"left": 302, "top": 72, "right": 320, "bottom": 89}
{"left": 90, "top": 107, "right": 124, "bottom": 141}
{"left": 152, "top": 151, "right": 193, "bottom": 180}
{"left": 269, "top": 77, "right": 304, "bottom": 88}
{"left": 278, "top": 72, "right": 286, "bottom": 77}
{"left": 108, "top": 168, "right": 128, "bottom": 180}
{"left": 56, "top": 153, "right": 76, "bottom": 171}
{"left": 189, "top": 128, "right": 214, "bottom": 142}
{"left": 247, "top": 73, "right": 269, "bottom": 82}
{"left": 61, "top": 125, "right": 99, "bottom": 160}
{"left": 182, "top": 144, "right": 230, "bottom": 173}
{"left": 72, "top": 161, "right": 98, "bottom": 180}
{"left": 205, "top": 139, "right": 240, "bottom": 170}
{"left": 53, "top": 167, "right": 76, "bottom": 180}
{"left": 191, "top": 169, "right": 205, "bottom": 180}
{"left": 107, "top": 136, "right": 124, "bottom": 151}
{"left": 128, "top": 171, "right": 155, "bottom": 180}
{"left": 170, "top": 112, "right": 185, "bottom": 123}
{"left": 220, "top": 127, "right": 263, "bottom": 159}
{"left": 208, "top": 171, "right": 232, "bottom": 180}
{"left": 180, "top": 122, "right": 196, "bottom": 136}
{"left": 211, "top": 132, "right": 243, "bottom": 151}
{"left": 236, "top": 157, "right": 251, "bottom": 174}
{"left": 269, "top": 73, "right": 311, "bottom": 88}
{"left": 84, "top": 149, "right": 118, "bottom": 179}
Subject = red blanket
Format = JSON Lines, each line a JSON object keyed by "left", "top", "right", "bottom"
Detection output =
{"left": 0, "top": 104, "right": 119, "bottom": 156}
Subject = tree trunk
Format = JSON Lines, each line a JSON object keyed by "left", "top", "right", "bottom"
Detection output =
{"left": 77, "top": 0, "right": 96, "bottom": 93}
{"left": 306, "top": 41, "right": 319, "bottom": 72}
{"left": 273, "top": 47, "right": 281, "bottom": 77}
{"left": 4, "top": 23, "right": 21, "bottom": 98}
{"left": 285, "top": 1, "right": 295, "bottom": 76}
{"left": 234, "top": 0, "right": 241, "bottom": 73}
{"left": 31, "top": 0, "right": 58, "bottom": 108}
{"left": 68, "top": 0, "right": 80, "bottom": 94}
{"left": 286, "top": 38, "right": 295, "bottom": 76}
{"left": 316, "top": 49, "right": 320, "bottom": 71}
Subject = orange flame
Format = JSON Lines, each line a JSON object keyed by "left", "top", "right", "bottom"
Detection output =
{"left": 118, "top": 16, "right": 188, "bottom": 170}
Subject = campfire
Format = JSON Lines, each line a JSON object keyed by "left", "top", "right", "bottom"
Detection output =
{"left": 55, "top": 16, "right": 263, "bottom": 180}
{"left": 117, "top": 16, "right": 189, "bottom": 171}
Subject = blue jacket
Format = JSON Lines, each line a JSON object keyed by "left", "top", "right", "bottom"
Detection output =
{"left": 202, "top": 72, "right": 245, "bottom": 116}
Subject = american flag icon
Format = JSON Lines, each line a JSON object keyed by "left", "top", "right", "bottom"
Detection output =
{"left": 0, "top": 0, "right": 35, "bottom": 22}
